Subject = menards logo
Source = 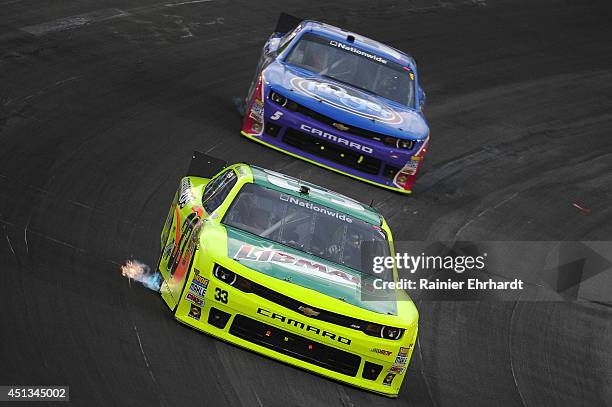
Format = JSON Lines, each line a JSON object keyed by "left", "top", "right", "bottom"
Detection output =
{"left": 234, "top": 244, "right": 360, "bottom": 286}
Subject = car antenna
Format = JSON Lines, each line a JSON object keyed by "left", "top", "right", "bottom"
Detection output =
{"left": 369, "top": 199, "right": 375, "bottom": 208}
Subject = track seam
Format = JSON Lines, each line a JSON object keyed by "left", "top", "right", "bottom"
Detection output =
{"left": 416, "top": 301, "right": 439, "bottom": 407}
{"left": 508, "top": 297, "right": 527, "bottom": 407}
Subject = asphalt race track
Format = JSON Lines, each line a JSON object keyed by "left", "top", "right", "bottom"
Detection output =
{"left": 1, "top": 0, "right": 612, "bottom": 406}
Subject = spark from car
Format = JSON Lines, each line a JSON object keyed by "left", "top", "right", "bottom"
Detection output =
{"left": 121, "top": 259, "right": 162, "bottom": 291}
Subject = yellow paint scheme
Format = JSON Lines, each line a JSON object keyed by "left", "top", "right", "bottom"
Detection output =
{"left": 157, "top": 164, "right": 419, "bottom": 397}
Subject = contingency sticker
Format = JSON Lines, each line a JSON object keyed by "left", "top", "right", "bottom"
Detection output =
{"left": 402, "top": 160, "right": 419, "bottom": 175}
{"left": 388, "top": 365, "right": 405, "bottom": 375}
{"left": 382, "top": 373, "right": 396, "bottom": 386}
{"left": 189, "top": 276, "right": 209, "bottom": 298}
{"left": 188, "top": 304, "right": 202, "bottom": 320}
{"left": 394, "top": 346, "right": 411, "bottom": 366}
{"left": 249, "top": 100, "right": 264, "bottom": 121}
{"left": 185, "top": 292, "right": 204, "bottom": 306}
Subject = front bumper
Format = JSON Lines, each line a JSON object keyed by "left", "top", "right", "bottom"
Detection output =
{"left": 241, "top": 97, "right": 427, "bottom": 194}
{"left": 174, "top": 266, "right": 417, "bottom": 397}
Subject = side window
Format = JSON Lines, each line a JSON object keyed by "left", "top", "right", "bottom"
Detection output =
{"left": 202, "top": 169, "right": 238, "bottom": 213}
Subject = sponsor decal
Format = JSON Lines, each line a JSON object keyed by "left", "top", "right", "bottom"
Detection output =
{"left": 403, "top": 160, "right": 419, "bottom": 175}
{"left": 391, "top": 345, "right": 411, "bottom": 371}
{"left": 291, "top": 77, "right": 403, "bottom": 125}
{"left": 188, "top": 304, "right": 201, "bottom": 320}
{"left": 163, "top": 239, "right": 174, "bottom": 258}
{"left": 189, "top": 280, "right": 208, "bottom": 297}
{"left": 389, "top": 365, "right": 405, "bottom": 375}
{"left": 162, "top": 210, "right": 201, "bottom": 281}
{"left": 280, "top": 194, "right": 353, "bottom": 223}
{"left": 299, "top": 124, "right": 373, "bottom": 154}
{"left": 249, "top": 99, "right": 264, "bottom": 122}
{"left": 178, "top": 178, "right": 193, "bottom": 209}
{"left": 382, "top": 373, "right": 396, "bottom": 386}
{"left": 193, "top": 275, "right": 209, "bottom": 288}
{"left": 262, "top": 168, "right": 365, "bottom": 212}
{"left": 234, "top": 244, "right": 360, "bottom": 286}
{"left": 329, "top": 40, "right": 388, "bottom": 64}
{"left": 185, "top": 292, "right": 204, "bottom": 306}
{"left": 371, "top": 348, "right": 393, "bottom": 356}
{"left": 257, "top": 307, "right": 351, "bottom": 346}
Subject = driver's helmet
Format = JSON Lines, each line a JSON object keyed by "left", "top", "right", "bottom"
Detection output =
{"left": 347, "top": 231, "right": 362, "bottom": 249}
{"left": 303, "top": 43, "right": 324, "bottom": 71}
{"left": 232, "top": 193, "right": 271, "bottom": 230}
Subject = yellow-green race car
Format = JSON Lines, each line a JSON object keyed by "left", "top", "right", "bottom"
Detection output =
{"left": 157, "top": 152, "right": 418, "bottom": 397}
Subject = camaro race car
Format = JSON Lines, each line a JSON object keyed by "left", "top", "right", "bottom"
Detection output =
{"left": 241, "top": 14, "right": 430, "bottom": 194}
{"left": 157, "top": 152, "right": 419, "bottom": 396}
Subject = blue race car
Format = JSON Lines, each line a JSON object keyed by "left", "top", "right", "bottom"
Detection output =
{"left": 241, "top": 14, "right": 429, "bottom": 194}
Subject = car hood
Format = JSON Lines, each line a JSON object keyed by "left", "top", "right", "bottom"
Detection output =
{"left": 225, "top": 226, "right": 397, "bottom": 315}
{"left": 263, "top": 61, "right": 429, "bottom": 141}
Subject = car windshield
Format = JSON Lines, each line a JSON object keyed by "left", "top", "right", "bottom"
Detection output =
{"left": 284, "top": 33, "right": 415, "bottom": 106}
{"left": 223, "top": 183, "right": 391, "bottom": 276}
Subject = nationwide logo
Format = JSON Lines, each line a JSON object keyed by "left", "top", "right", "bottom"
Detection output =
{"left": 234, "top": 243, "right": 360, "bottom": 286}
{"left": 291, "top": 77, "right": 403, "bottom": 125}
{"left": 329, "top": 41, "right": 388, "bottom": 64}
{"left": 280, "top": 193, "right": 354, "bottom": 222}
{"left": 257, "top": 307, "right": 351, "bottom": 345}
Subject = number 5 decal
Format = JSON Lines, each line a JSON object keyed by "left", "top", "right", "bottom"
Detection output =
{"left": 270, "top": 111, "right": 283, "bottom": 121}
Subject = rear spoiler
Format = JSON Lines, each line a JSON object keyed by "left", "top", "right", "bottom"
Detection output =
{"left": 187, "top": 151, "right": 227, "bottom": 179}
{"left": 274, "top": 12, "right": 302, "bottom": 34}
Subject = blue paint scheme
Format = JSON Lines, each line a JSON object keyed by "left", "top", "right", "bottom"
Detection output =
{"left": 245, "top": 19, "right": 430, "bottom": 191}
{"left": 264, "top": 63, "right": 429, "bottom": 140}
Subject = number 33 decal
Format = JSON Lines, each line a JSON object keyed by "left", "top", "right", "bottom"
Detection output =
{"left": 214, "top": 288, "right": 228, "bottom": 304}
{"left": 270, "top": 111, "right": 283, "bottom": 121}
